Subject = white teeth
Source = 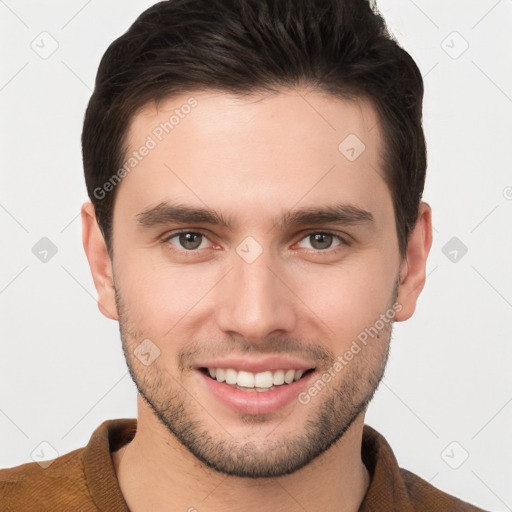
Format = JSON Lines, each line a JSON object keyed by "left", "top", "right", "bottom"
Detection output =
{"left": 225, "top": 368, "right": 238, "bottom": 385}
{"left": 284, "top": 369, "right": 295, "bottom": 384}
{"left": 237, "top": 371, "right": 255, "bottom": 388}
{"left": 293, "top": 370, "right": 304, "bottom": 381}
{"left": 206, "top": 367, "right": 310, "bottom": 389}
{"left": 254, "top": 371, "right": 273, "bottom": 388}
{"left": 272, "top": 370, "right": 285, "bottom": 385}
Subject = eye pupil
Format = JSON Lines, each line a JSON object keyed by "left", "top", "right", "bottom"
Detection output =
{"left": 179, "top": 232, "right": 202, "bottom": 250}
{"left": 310, "top": 233, "right": 333, "bottom": 250}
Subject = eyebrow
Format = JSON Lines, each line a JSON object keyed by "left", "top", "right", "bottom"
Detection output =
{"left": 135, "top": 201, "right": 374, "bottom": 231}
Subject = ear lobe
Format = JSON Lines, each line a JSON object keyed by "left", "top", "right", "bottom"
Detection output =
{"left": 81, "top": 201, "right": 119, "bottom": 321}
{"left": 394, "top": 202, "right": 433, "bottom": 322}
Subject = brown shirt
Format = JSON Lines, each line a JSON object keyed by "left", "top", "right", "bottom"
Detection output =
{"left": 0, "top": 418, "right": 488, "bottom": 511}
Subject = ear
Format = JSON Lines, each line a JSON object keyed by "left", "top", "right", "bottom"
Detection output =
{"left": 81, "top": 201, "right": 119, "bottom": 320}
{"left": 394, "top": 201, "right": 433, "bottom": 322}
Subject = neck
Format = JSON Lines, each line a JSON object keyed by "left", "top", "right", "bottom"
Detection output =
{"left": 113, "top": 398, "right": 370, "bottom": 512}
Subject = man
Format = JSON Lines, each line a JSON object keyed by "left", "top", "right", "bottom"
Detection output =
{"left": 0, "top": 0, "right": 488, "bottom": 510}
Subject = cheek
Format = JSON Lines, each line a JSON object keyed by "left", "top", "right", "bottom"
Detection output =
{"left": 116, "top": 253, "right": 218, "bottom": 333}
{"left": 296, "top": 255, "right": 396, "bottom": 339}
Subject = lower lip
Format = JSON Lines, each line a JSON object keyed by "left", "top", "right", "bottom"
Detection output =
{"left": 197, "top": 369, "right": 316, "bottom": 415}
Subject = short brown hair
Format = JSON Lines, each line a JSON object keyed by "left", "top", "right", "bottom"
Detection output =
{"left": 82, "top": 0, "right": 426, "bottom": 259}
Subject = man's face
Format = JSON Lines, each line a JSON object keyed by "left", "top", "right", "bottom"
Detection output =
{"left": 110, "top": 88, "right": 402, "bottom": 477}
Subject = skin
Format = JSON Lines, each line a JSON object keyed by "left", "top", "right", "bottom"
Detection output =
{"left": 81, "top": 87, "right": 432, "bottom": 512}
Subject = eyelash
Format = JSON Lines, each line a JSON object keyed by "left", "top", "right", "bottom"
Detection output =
{"left": 162, "top": 229, "right": 348, "bottom": 255}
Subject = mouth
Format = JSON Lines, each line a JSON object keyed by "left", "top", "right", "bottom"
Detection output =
{"left": 199, "top": 366, "right": 316, "bottom": 393}
{"left": 194, "top": 356, "right": 319, "bottom": 415}
{"left": 196, "top": 367, "right": 316, "bottom": 416}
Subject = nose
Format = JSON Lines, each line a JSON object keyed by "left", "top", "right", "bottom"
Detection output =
{"left": 214, "top": 246, "right": 298, "bottom": 343}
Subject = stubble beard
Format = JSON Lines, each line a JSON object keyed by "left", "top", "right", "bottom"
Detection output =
{"left": 115, "top": 282, "right": 397, "bottom": 478}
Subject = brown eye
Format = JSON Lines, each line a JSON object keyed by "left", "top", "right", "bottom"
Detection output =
{"left": 297, "top": 232, "right": 344, "bottom": 251}
{"left": 179, "top": 233, "right": 202, "bottom": 250}
{"left": 310, "top": 233, "right": 333, "bottom": 250}
{"left": 167, "top": 231, "right": 209, "bottom": 251}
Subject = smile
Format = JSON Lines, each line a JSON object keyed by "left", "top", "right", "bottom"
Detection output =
{"left": 202, "top": 367, "right": 313, "bottom": 392}
{"left": 198, "top": 366, "right": 317, "bottom": 414}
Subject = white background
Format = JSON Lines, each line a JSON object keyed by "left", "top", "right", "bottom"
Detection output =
{"left": 1, "top": 1, "right": 511, "bottom": 510}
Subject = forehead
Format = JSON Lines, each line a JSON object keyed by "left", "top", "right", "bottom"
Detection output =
{"left": 128, "top": 87, "right": 382, "bottom": 159}
{"left": 115, "top": 88, "right": 389, "bottom": 226}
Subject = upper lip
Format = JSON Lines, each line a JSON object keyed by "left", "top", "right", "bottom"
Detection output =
{"left": 195, "top": 356, "right": 316, "bottom": 374}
